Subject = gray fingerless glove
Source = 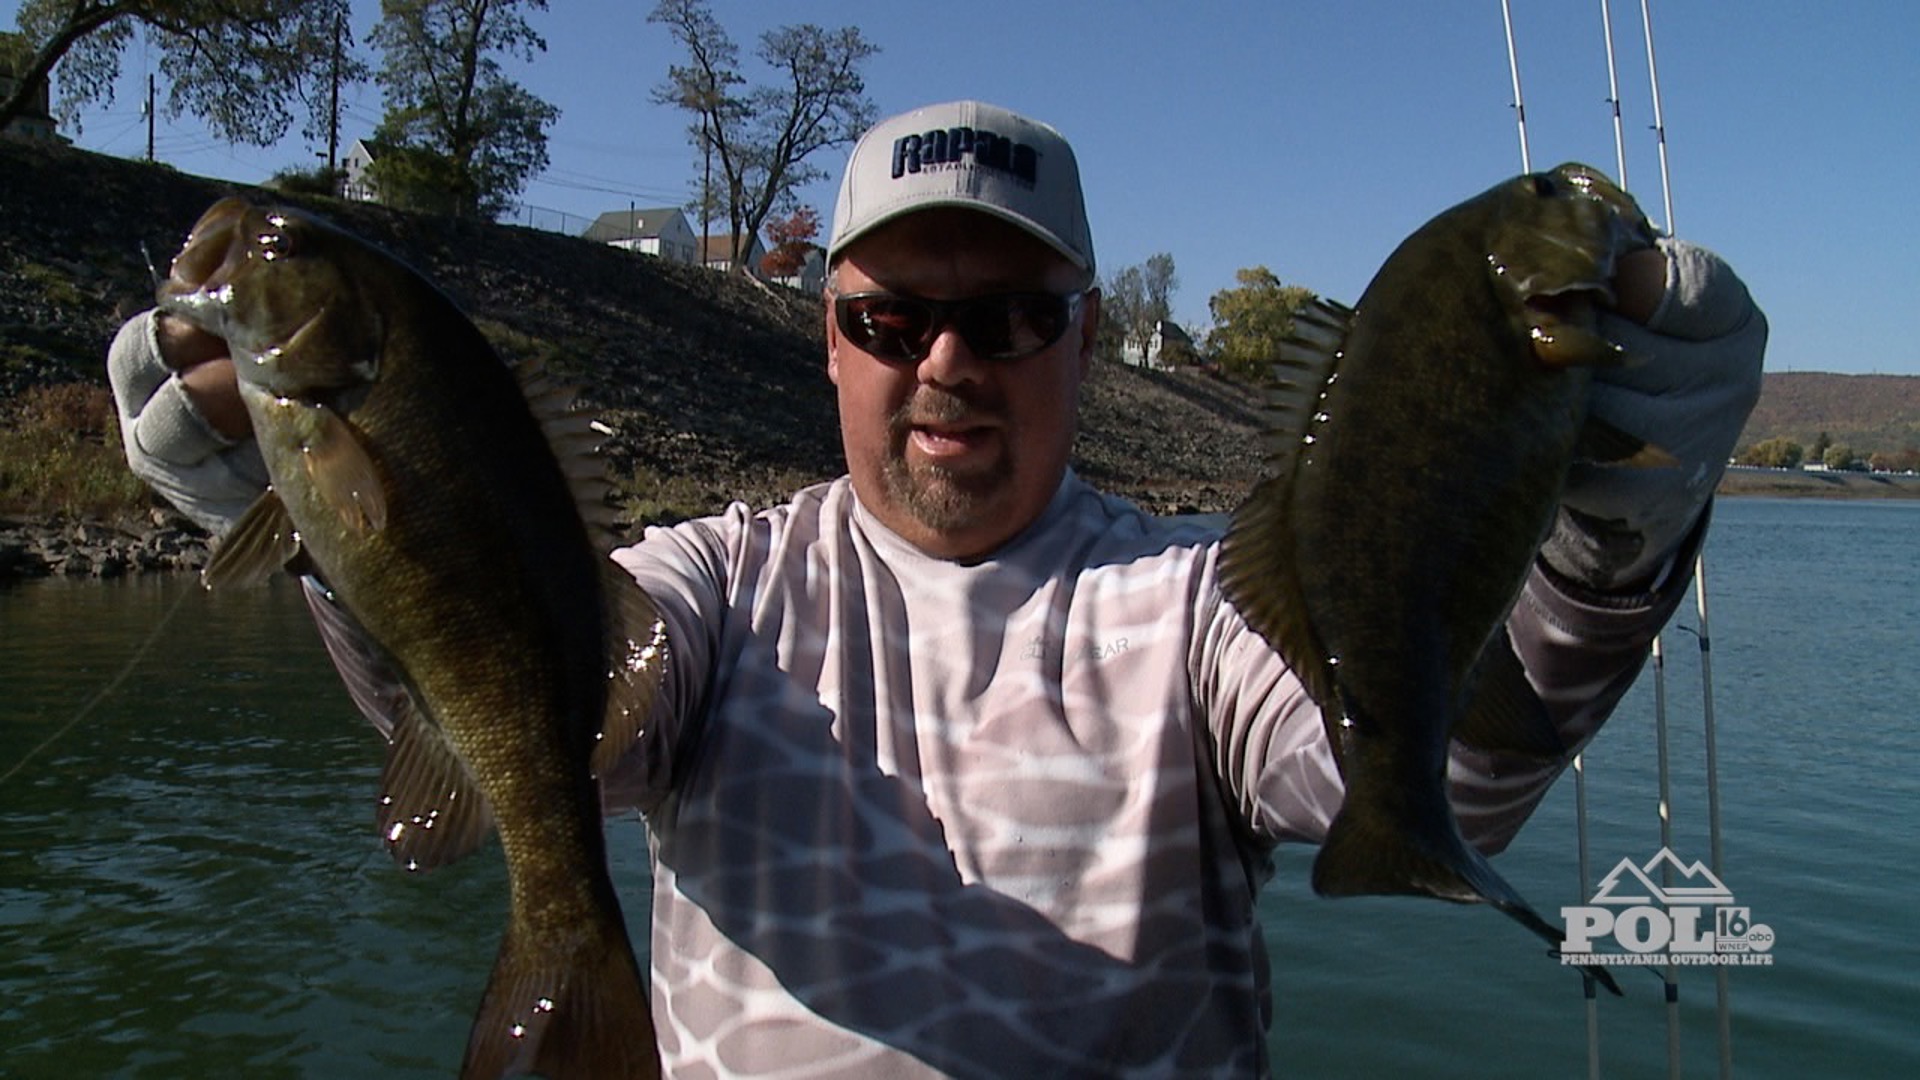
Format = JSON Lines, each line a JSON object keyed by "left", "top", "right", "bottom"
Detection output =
{"left": 107, "top": 310, "right": 269, "bottom": 535}
{"left": 1541, "top": 238, "right": 1767, "bottom": 593}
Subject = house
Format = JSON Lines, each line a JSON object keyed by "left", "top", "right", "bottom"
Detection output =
{"left": 700, "top": 232, "right": 769, "bottom": 278}
{"left": 765, "top": 243, "right": 826, "bottom": 293}
{"left": 0, "top": 34, "right": 65, "bottom": 144}
{"left": 583, "top": 207, "right": 699, "bottom": 264}
{"left": 339, "top": 138, "right": 381, "bottom": 202}
{"left": 1121, "top": 320, "right": 1197, "bottom": 370}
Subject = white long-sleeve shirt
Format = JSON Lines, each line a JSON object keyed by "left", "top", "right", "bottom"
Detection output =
{"left": 596, "top": 473, "right": 1689, "bottom": 1078}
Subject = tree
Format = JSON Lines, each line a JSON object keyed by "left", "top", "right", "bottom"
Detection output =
{"left": 1099, "top": 265, "right": 1144, "bottom": 362}
{"left": 1141, "top": 253, "right": 1177, "bottom": 330}
{"left": 1823, "top": 443, "right": 1860, "bottom": 471}
{"left": 1206, "top": 266, "right": 1317, "bottom": 382}
{"left": 367, "top": 0, "right": 558, "bottom": 219}
{"left": 1809, "top": 430, "right": 1833, "bottom": 464}
{"left": 1097, "top": 253, "right": 1178, "bottom": 365}
{"left": 3, "top": 0, "right": 364, "bottom": 148}
{"left": 1737, "top": 436, "right": 1803, "bottom": 469}
{"left": 650, "top": 0, "right": 877, "bottom": 274}
{"left": 760, "top": 204, "right": 820, "bottom": 279}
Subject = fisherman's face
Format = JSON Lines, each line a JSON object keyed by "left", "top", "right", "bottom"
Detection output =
{"left": 827, "top": 209, "right": 1097, "bottom": 561}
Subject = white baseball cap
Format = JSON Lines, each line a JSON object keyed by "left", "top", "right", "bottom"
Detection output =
{"left": 827, "top": 100, "right": 1094, "bottom": 276}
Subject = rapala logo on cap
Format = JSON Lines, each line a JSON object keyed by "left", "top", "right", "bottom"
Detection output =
{"left": 891, "top": 128, "right": 1038, "bottom": 185}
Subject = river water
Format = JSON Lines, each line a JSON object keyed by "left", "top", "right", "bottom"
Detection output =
{"left": 1, "top": 497, "right": 1913, "bottom": 1077}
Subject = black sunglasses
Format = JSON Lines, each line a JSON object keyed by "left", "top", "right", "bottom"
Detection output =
{"left": 832, "top": 289, "right": 1087, "bottom": 363}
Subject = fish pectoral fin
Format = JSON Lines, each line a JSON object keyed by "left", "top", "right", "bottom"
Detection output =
{"left": 202, "top": 489, "right": 302, "bottom": 589}
{"left": 377, "top": 693, "right": 495, "bottom": 872}
{"left": 590, "top": 563, "right": 671, "bottom": 781}
{"left": 300, "top": 404, "right": 389, "bottom": 534}
{"left": 1453, "top": 632, "right": 1565, "bottom": 761}
{"left": 462, "top": 918, "right": 659, "bottom": 1080}
{"left": 1575, "top": 417, "right": 1680, "bottom": 468}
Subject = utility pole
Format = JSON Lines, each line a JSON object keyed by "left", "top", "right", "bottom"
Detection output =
{"left": 326, "top": 12, "right": 342, "bottom": 176}
{"left": 700, "top": 109, "right": 712, "bottom": 260}
{"left": 144, "top": 73, "right": 155, "bottom": 161}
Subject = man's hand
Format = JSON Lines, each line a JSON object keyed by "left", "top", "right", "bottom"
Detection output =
{"left": 1542, "top": 238, "right": 1769, "bottom": 594}
{"left": 153, "top": 312, "right": 251, "bottom": 440}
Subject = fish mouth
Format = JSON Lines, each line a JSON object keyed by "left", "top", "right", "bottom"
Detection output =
{"left": 154, "top": 197, "right": 275, "bottom": 338}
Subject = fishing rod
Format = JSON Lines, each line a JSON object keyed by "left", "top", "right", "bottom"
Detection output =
{"left": 1494, "top": 6, "right": 1608, "bottom": 1071}
{"left": 1501, "top": 3, "right": 1733, "bottom": 1077}
{"left": 1623, "top": 2, "right": 1735, "bottom": 1074}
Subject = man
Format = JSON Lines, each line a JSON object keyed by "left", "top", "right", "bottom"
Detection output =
{"left": 111, "top": 100, "right": 1766, "bottom": 1076}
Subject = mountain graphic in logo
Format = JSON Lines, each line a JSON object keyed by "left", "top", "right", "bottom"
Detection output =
{"left": 1589, "top": 847, "right": 1734, "bottom": 906}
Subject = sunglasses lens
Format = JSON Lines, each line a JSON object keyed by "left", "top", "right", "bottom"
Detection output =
{"left": 962, "top": 294, "right": 1069, "bottom": 360}
{"left": 838, "top": 292, "right": 1078, "bottom": 363}
{"left": 839, "top": 295, "right": 932, "bottom": 361}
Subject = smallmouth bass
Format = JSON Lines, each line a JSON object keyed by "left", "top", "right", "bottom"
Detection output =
{"left": 1223, "top": 164, "right": 1668, "bottom": 994}
{"left": 157, "top": 197, "right": 666, "bottom": 1078}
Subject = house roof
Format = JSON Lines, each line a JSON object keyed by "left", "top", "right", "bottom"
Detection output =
{"left": 583, "top": 207, "right": 690, "bottom": 243}
{"left": 699, "top": 232, "right": 767, "bottom": 263}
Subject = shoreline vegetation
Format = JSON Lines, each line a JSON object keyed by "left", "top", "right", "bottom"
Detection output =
{"left": 5, "top": 467, "right": 1915, "bottom": 584}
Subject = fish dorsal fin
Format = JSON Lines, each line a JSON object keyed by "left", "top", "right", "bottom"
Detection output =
{"left": 376, "top": 687, "right": 496, "bottom": 872}
{"left": 1219, "top": 297, "right": 1355, "bottom": 714}
{"left": 506, "top": 351, "right": 671, "bottom": 783}
{"left": 203, "top": 488, "right": 302, "bottom": 589}
{"left": 1259, "top": 297, "right": 1351, "bottom": 480}
{"left": 511, "top": 352, "right": 622, "bottom": 543}
{"left": 589, "top": 562, "right": 671, "bottom": 781}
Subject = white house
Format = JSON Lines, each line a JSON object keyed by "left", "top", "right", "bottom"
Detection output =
{"left": 339, "top": 138, "right": 381, "bottom": 202}
{"left": 1121, "top": 320, "right": 1196, "bottom": 370}
{"left": 583, "top": 208, "right": 699, "bottom": 264}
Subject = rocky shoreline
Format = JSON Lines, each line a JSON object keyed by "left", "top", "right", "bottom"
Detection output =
{"left": 1, "top": 510, "right": 211, "bottom": 580}
{"left": 10, "top": 464, "right": 1914, "bottom": 586}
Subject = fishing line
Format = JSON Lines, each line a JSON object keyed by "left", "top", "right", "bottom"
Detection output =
{"left": 0, "top": 580, "right": 196, "bottom": 788}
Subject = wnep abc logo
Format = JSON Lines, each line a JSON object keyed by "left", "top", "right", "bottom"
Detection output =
{"left": 1560, "top": 848, "right": 1775, "bottom": 967}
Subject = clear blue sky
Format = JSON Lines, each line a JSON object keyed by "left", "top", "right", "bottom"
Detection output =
{"left": 16, "top": 1, "right": 1917, "bottom": 375}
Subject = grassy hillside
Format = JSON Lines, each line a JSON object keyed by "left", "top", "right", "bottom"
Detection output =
{"left": 0, "top": 138, "right": 1268, "bottom": 524}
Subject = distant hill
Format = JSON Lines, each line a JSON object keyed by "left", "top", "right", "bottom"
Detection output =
{"left": 1737, "top": 372, "right": 1920, "bottom": 457}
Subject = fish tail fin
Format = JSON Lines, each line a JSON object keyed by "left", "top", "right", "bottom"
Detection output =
{"left": 1313, "top": 790, "right": 1623, "bottom": 997}
{"left": 460, "top": 917, "right": 660, "bottom": 1080}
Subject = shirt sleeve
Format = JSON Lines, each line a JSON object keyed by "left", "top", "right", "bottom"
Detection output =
{"left": 106, "top": 309, "right": 269, "bottom": 535}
